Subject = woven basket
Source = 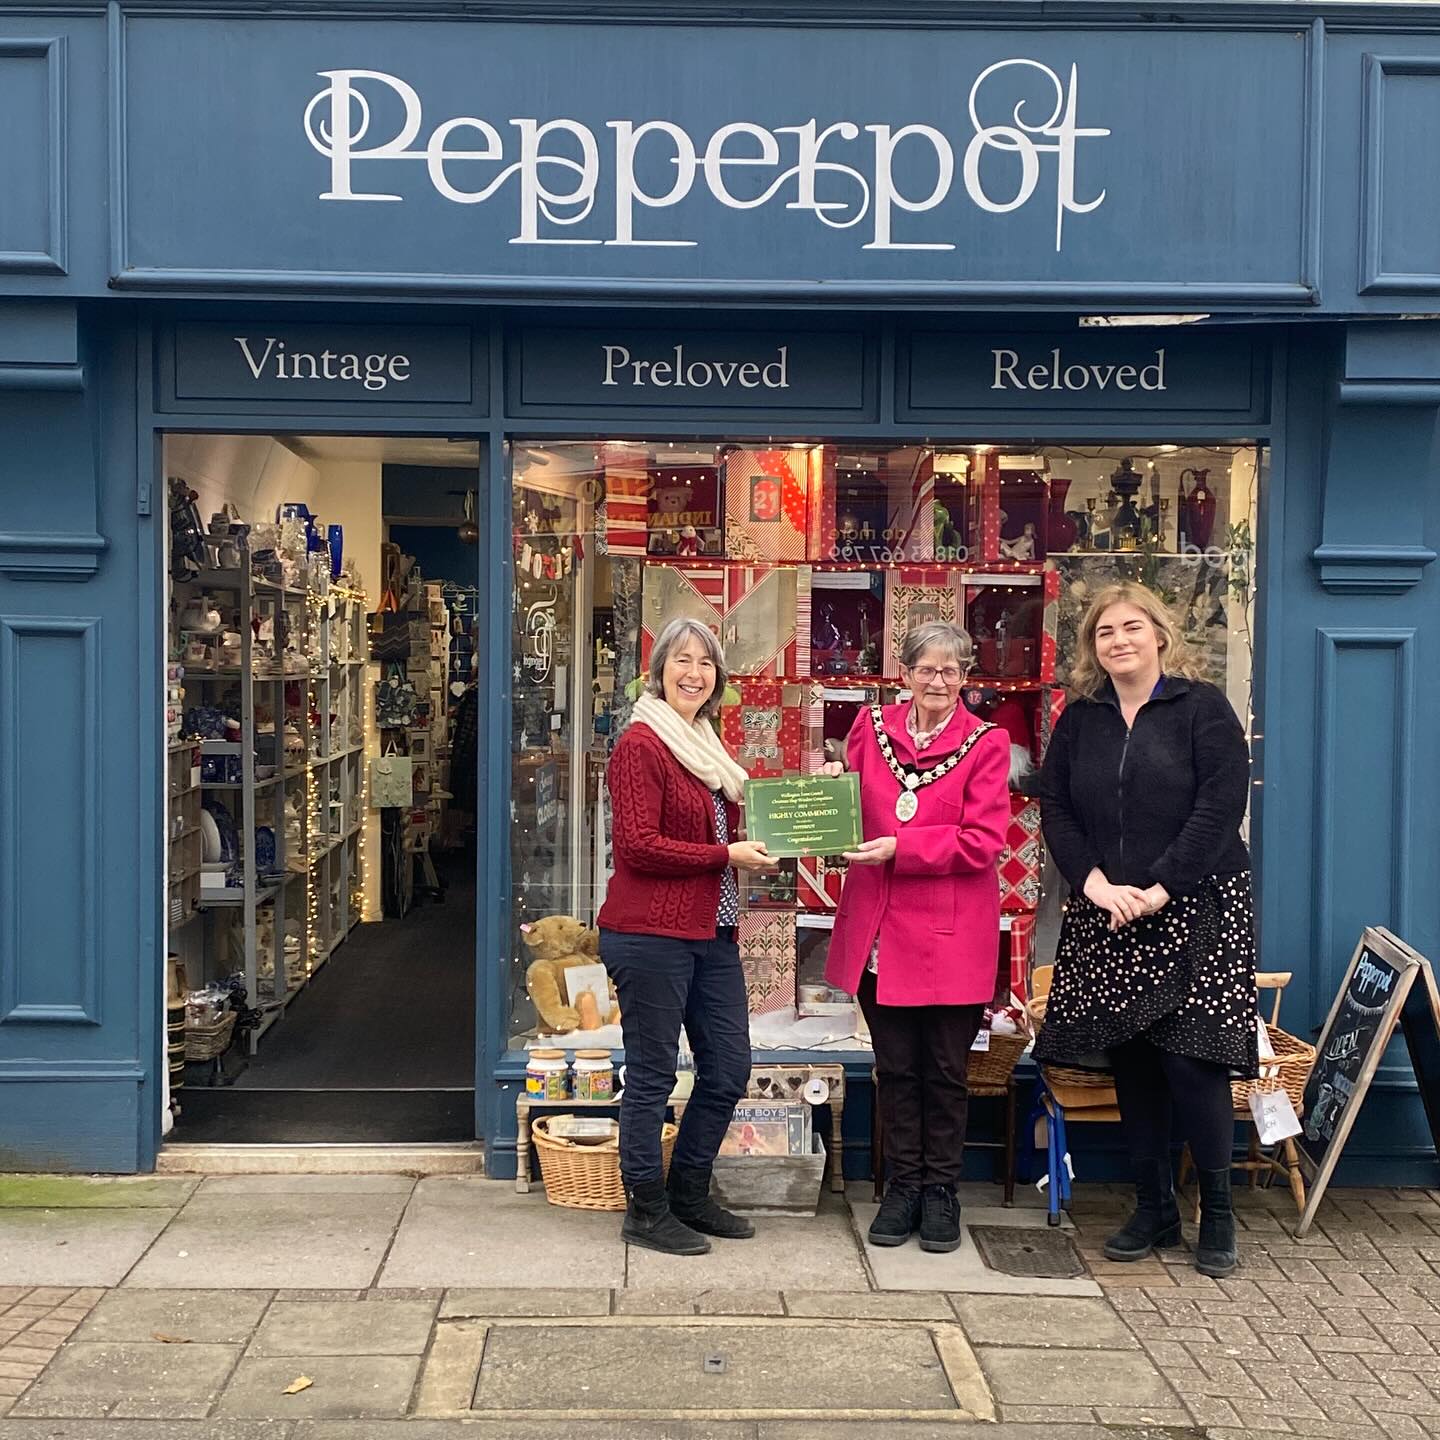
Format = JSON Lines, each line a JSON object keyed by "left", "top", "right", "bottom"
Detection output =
{"left": 184, "top": 1010, "right": 236, "bottom": 1062}
{"left": 532, "top": 1115, "right": 678, "bottom": 1212}
{"left": 969, "top": 1032, "right": 1029, "bottom": 1090}
{"left": 1026, "top": 993, "right": 1119, "bottom": 1108}
{"left": 1233, "top": 1025, "right": 1315, "bottom": 1111}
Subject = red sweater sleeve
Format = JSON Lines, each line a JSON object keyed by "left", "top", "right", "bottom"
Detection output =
{"left": 608, "top": 734, "right": 731, "bottom": 877}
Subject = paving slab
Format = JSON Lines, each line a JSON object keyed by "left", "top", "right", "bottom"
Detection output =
{"left": 0, "top": 1208, "right": 177, "bottom": 1287}
{"left": 438, "top": 1288, "right": 610, "bottom": 1318}
{"left": 950, "top": 1294, "right": 1139, "bottom": 1348}
{"left": 217, "top": 1356, "right": 421, "bottom": 1419}
{"left": 250, "top": 1300, "right": 437, "bottom": 1357}
{"left": 196, "top": 1177, "right": 416, "bottom": 1197}
{"left": 0, "top": 1423, "right": 291, "bottom": 1440}
{"left": 124, "top": 1191, "right": 406, "bottom": 1289}
{"left": 0, "top": 1177, "right": 199, "bottom": 1209}
{"left": 627, "top": 1207, "right": 868, "bottom": 1292}
{"left": 849, "top": 1200, "right": 1101, "bottom": 1296}
{"left": 782, "top": 1292, "right": 953, "bottom": 1320}
{"left": 77, "top": 1289, "right": 273, "bottom": 1344}
{"left": 472, "top": 1322, "right": 958, "bottom": 1412}
{"left": 9, "top": 1341, "right": 238, "bottom": 1418}
{"left": 979, "top": 1345, "right": 1177, "bottom": 1409}
{"left": 379, "top": 1184, "right": 625, "bottom": 1289}
{"left": 305, "top": 1424, "right": 760, "bottom": 1440}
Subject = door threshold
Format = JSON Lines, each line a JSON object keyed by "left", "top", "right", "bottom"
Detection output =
{"left": 159, "top": 1142, "right": 486, "bottom": 1176}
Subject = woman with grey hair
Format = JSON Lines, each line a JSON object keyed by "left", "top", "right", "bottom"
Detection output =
{"left": 823, "top": 620, "right": 1011, "bottom": 1254}
{"left": 597, "top": 617, "right": 775, "bottom": 1255}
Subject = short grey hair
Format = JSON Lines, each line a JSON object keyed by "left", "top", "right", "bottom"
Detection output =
{"left": 899, "top": 620, "right": 974, "bottom": 674}
{"left": 646, "top": 617, "right": 729, "bottom": 720}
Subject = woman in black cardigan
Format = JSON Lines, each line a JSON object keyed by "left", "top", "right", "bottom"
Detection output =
{"left": 1036, "top": 582, "right": 1258, "bottom": 1278}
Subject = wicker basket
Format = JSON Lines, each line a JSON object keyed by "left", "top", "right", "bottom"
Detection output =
{"left": 184, "top": 1010, "right": 236, "bottom": 1062}
{"left": 969, "top": 1032, "right": 1029, "bottom": 1090}
{"left": 1026, "top": 992, "right": 1119, "bottom": 1108}
{"left": 1233, "top": 1025, "right": 1315, "bottom": 1111}
{"left": 532, "top": 1115, "right": 678, "bottom": 1212}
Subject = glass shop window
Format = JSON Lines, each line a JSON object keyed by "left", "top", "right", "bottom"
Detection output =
{"left": 506, "top": 442, "right": 1261, "bottom": 1049}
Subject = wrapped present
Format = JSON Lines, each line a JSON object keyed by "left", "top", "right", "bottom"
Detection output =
{"left": 601, "top": 444, "right": 651, "bottom": 557}
{"left": 1006, "top": 912, "right": 1036, "bottom": 1011}
{"left": 796, "top": 853, "right": 845, "bottom": 911}
{"left": 722, "top": 679, "right": 804, "bottom": 778}
{"left": 999, "top": 795, "right": 1042, "bottom": 913}
{"left": 800, "top": 682, "right": 826, "bottom": 775}
{"left": 723, "top": 565, "right": 809, "bottom": 678}
{"left": 640, "top": 561, "right": 726, "bottom": 669}
{"left": 806, "top": 444, "right": 838, "bottom": 561}
{"left": 739, "top": 912, "right": 796, "bottom": 1016}
{"left": 968, "top": 450, "right": 1003, "bottom": 563}
{"left": 884, "top": 567, "right": 964, "bottom": 675}
{"left": 723, "top": 448, "right": 808, "bottom": 562}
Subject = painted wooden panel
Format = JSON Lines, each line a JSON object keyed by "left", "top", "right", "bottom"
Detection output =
{"left": 0, "top": 37, "right": 66, "bottom": 273}
{"left": 0, "top": 616, "right": 101, "bottom": 1024}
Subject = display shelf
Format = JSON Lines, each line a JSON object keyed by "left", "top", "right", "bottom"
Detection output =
{"left": 199, "top": 883, "right": 280, "bottom": 909}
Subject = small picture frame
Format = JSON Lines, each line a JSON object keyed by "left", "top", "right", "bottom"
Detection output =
{"left": 408, "top": 732, "right": 430, "bottom": 761}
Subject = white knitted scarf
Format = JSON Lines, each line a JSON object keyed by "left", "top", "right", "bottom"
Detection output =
{"left": 630, "top": 692, "right": 749, "bottom": 803}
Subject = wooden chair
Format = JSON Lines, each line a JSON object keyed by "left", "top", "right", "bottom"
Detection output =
{"left": 1176, "top": 970, "right": 1309, "bottom": 1219}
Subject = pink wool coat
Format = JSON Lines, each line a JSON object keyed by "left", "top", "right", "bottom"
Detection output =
{"left": 825, "top": 701, "right": 1011, "bottom": 1007}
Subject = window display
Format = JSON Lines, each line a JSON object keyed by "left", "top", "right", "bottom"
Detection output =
{"left": 507, "top": 441, "right": 1260, "bottom": 1049}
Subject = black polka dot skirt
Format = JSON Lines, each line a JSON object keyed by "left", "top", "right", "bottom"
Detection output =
{"left": 1034, "top": 871, "right": 1260, "bottom": 1078}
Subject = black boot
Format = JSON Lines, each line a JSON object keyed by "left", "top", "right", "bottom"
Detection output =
{"left": 1103, "top": 1157, "right": 1183, "bottom": 1261}
{"left": 667, "top": 1163, "right": 755, "bottom": 1239}
{"left": 867, "top": 1182, "right": 921, "bottom": 1247}
{"left": 919, "top": 1184, "right": 963, "bottom": 1253}
{"left": 621, "top": 1178, "right": 711, "bottom": 1255}
{"left": 1195, "top": 1166, "right": 1237, "bottom": 1278}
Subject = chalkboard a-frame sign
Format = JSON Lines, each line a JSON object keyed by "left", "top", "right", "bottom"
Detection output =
{"left": 1295, "top": 927, "right": 1440, "bottom": 1236}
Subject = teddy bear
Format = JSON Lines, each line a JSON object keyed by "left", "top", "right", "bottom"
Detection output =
{"left": 522, "top": 914, "right": 621, "bottom": 1034}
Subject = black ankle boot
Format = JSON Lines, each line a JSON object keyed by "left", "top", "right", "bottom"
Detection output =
{"left": 621, "top": 1178, "right": 711, "bottom": 1255}
{"left": 1195, "top": 1166, "right": 1237, "bottom": 1278}
{"left": 919, "top": 1184, "right": 963, "bottom": 1253}
{"left": 867, "top": 1182, "right": 921, "bottom": 1246}
{"left": 667, "top": 1163, "right": 755, "bottom": 1239}
{"left": 1103, "top": 1157, "right": 1183, "bottom": 1261}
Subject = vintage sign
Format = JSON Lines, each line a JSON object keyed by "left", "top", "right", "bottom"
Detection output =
{"left": 171, "top": 323, "right": 477, "bottom": 404}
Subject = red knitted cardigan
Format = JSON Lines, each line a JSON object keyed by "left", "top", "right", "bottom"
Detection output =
{"left": 596, "top": 722, "right": 739, "bottom": 940}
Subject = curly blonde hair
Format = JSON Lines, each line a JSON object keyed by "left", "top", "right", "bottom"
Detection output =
{"left": 1068, "top": 582, "right": 1205, "bottom": 700}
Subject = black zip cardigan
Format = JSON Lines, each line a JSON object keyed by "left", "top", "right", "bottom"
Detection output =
{"left": 1038, "top": 676, "right": 1251, "bottom": 898}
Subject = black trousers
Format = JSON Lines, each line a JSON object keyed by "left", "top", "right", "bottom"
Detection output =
{"left": 1109, "top": 1035, "right": 1236, "bottom": 1171}
{"left": 859, "top": 969, "right": 986, "bottom": 1189}
{"left": 600, "top": 926, "right": 752, "bottom": 1187}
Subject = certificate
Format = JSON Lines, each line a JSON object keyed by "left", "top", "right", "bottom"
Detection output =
{"left": 743, "top": 774, "right": 863, "bottom": 858}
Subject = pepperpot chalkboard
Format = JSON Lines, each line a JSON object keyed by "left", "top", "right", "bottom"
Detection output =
{"left": 1295, "top": 927, "right": 1440, "bottom": 1237}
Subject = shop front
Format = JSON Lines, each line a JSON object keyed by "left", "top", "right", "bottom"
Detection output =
{"left": 1, "top": 4, "right": 1438, "bottom": 1183}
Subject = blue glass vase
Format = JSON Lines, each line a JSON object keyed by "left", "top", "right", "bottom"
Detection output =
{"left": 327, "top": 524, "right": 344, "bottom": 579}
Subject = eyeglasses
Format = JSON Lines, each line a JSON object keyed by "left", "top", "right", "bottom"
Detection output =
{"left": 909, "top": 665, "right": 964, "bottom": 684}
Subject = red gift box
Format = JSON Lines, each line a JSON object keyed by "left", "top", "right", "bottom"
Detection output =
{"left": 640, "top": 561, "right": 726, "bottom": 670}
{"left": 721, "top": 680, "right": 803, "bottom": 778}
{"left": 1006, "top": 912, "right": 1036, "bottom": 1009}
{"left": 806, "top": 445, "right": 838, "bottom": 562}
{"left": 884, "top": 566, "right": 964, "bottom": 676}
{"left": 796, "top": 853, "right": 846, "bottom": 911}
{"left": 999, "top": 795, "right": 1042, "bottom": 913}
{"left": 724, "top": 564, "right": 809, "bottom": 678}
{"left": 738, "top": 912, "right": 796, "bottom": 1016}
{"left": 723, "top": 448, "right": 808, "bottom": 562}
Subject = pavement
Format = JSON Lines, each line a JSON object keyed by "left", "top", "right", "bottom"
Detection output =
{"left": 0, "top": 1171, "right": 1439, "bottom": 1439}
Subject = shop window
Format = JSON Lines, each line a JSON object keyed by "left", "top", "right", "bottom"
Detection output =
{"left": 507, "top": 442, "right": 1261, "bottom": 1049}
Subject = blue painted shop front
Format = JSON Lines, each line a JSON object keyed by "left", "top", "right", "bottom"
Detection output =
{"left": 1, "top": 4, "right": 1439, "bottom": 1186}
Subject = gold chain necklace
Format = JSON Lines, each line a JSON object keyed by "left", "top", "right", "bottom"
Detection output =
{"left": 870, "top": 705, "right": 997, "bottom": 822}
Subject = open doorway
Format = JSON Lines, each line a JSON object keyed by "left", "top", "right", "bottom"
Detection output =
{"left": 162, "top": 433, "right": 481, "bottom": 1142}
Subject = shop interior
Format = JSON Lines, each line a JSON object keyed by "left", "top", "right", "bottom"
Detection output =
{"left": 163, "top": 434, "right": 482, "bottom": 1142}
{"left": 508, "top": 440, "right": 1261, "bottom": 1068}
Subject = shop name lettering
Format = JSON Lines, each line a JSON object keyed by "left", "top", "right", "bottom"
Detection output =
{"left": 233, "top": 336, "right": 411, "bottom": 391}
{"left": 992, "top": 347, "right": 1167, "bottom": 393}
{"left": 304, "top": 61, "right": 1109, "bottom": 252}
{"left": 604, "top": 344, "right": 788, "bottom": 390}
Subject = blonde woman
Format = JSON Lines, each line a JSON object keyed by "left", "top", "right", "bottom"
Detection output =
{"left": 1035, "top": 582, "right": 1257, "bottom": 1278}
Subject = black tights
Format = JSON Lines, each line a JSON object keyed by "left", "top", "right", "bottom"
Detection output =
{"left": 1110, "top": 1037, "right": 1235, "bottom": 1171}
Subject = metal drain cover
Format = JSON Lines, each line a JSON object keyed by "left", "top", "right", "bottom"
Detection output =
{"left": 969, "top": 1225, "right": 1085, "bottom": 1279}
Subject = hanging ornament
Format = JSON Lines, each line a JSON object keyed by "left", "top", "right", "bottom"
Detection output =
{"left": 458, "top": 489, "right": 479, "bottom": 546}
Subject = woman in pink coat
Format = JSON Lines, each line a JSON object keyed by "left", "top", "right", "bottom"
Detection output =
{"left": 824, "top": 620, "right": 1011, "bottom": 1253}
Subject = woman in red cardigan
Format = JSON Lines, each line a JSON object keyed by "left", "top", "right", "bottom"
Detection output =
{"left": 824, "top": 620, "right": 1011, "bottom": 1254}
{"left": 597, "top": 617, "right": 774, "bottom": 1255}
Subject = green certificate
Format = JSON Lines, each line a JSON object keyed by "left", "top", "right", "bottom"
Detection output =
{"left": 743, "top": 774, "right": 863, "bottom": 858}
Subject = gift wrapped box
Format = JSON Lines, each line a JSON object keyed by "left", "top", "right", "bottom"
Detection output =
{"left": 724, "top": 565, "right": 809, "bottom": 678}
{"left": 722, "top": 449, "right": 808, "bottom": 562}
{"left": 806, "top": 445, "right": 838, "bottom": 562}
{"left": 999, "top": 795, "right": 1042, "bottom": 913}
{"left": 640, "top": 561, "right": 726, "bottom": 669}
{"left": 1006, "top": 912, "right": 1036, "bottom": 1011}
{"left": 721, "top": 680, "right": 804, "bottom": 778}
{"left": 884, "top": 567, "right": 965, "bottom": 676}
{"left": 796, "top": 853, "right": 845, "bottom": 911}
{"left": 968, "top": 450, "right": 1003, "bottom": 564}
{"left": 739, "top": 911, "right": 797, "bottom": 1016}
{"left": 601, "top": 445, "right": 651, "bottom": 557}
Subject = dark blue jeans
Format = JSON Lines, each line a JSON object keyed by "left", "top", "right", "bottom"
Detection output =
{"left": 600, "top": 926, "right": 752, "bottom": 1187}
